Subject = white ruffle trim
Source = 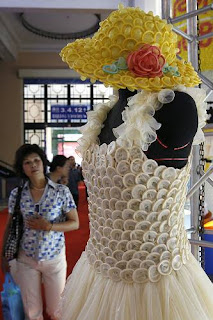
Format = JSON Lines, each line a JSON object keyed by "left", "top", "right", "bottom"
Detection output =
{"left": 77, "top": 86, "right": 208, "bottom": 155}
{"left": 113, "top": 91, "right": 161, "bottom": 151}
{"left": 113, "top": 85, "right": 208, "bottom": 151}
{"left": 184, "top": 87, "right": 209, "bottom": 145}
{"left": 76, "top": 95, "right": 118, "bottom": 155}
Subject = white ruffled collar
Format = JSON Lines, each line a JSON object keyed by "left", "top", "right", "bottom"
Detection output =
{"left": 76, "top": 95, "right": 118, "bottom": 154}
{"left": 77, "top": 86, "right": 208, "bottom": 155}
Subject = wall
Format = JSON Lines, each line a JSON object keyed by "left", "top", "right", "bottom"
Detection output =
{"left": 0, "top": 60, "right": 22, "bottom": 165}
{"left": 0, "top": 52, "right": 67, "bottom": 165}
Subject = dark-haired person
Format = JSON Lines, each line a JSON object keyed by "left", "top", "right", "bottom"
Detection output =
{"left": 49, "top": 154, "right": 70, "bottom": 184}
{"left": 1, "top": 144, "right": 79, "bottom": 320}
{"left": 68, "top": 156, "right": 82, "bottom": 208}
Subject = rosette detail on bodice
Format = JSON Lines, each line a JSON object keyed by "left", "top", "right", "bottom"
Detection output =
{"left": 82, "top": 142, "right": 191, "bottom": 284}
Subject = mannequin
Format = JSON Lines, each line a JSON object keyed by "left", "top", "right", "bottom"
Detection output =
{"left": 99, "top": 89, "right": 198, "bottom": 169}
{"left": 59, "top": 6, "right": 213, "bottom": 320}
{"left": 98, "top": 89, "right": 137, "bottom": 145}
{"left": 146, "top": 91, "right": 198, "bottom": 168}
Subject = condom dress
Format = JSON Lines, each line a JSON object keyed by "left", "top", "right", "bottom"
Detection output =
{"left": 59, "top": 89, "right": 213, "bottom": 320}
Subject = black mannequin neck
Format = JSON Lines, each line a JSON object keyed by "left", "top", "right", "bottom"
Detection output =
{"left": 98, "top": 89, "right": 137, "bottom": 145}
{"left": 145, "top": 91, "right": 198, "bottom": 168}
{"left": 98, "top": 89, "right": 198, "bottom": 169}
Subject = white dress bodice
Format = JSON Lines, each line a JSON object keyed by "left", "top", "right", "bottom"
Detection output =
{"left": 82, "top": 141, "right": 191, "bottom": 284}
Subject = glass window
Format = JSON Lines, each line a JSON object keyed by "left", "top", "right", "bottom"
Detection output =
{"left": 23, "top": 81, "right": 113, "bottom": 150}
{"left": 70, "top": 84, "right": 91, "bottom": 98}
{"left": 24, "top": 100, "right": 45, "bottom": 123}
{"left": 24, "top": 129, "right": 45, "bottom": 148}
{"left": 47, "top": 99, "right": 68, "bottom": 123}
{"left": 93, "top": 84, "right": 113, "bottom": 99}
{"left": 24, "top": 84, "right": 44, "bottom": 98}
{"left": 47, "top": 84, "right": 68, "bottom": 98}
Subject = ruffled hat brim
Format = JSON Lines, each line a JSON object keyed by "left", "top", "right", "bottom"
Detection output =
{"left": 60, "top": 6, "right": 201, "bottom": 91}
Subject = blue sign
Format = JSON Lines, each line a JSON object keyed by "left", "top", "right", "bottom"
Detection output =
{"left": 51, "top": 105, "right": 88, "bottom": 120}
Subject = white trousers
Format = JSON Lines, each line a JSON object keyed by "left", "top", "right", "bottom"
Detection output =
{"left": 11, "top": 248, "right": 67, "bottom": 320}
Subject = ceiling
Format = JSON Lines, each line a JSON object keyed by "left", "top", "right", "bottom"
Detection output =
{"left": 0, "top": 0, "right": 161, "bottom": 61}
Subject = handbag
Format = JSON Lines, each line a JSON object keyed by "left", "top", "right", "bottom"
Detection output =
{"left": 1, "top": 272, "right": 25, "bottom": 320}
{"left": 4, "top": 187, "right": 23, "bottom": 261}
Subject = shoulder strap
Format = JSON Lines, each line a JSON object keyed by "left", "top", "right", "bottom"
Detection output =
{"left": 14, "top": 186, "right": 22, "bottom": 212}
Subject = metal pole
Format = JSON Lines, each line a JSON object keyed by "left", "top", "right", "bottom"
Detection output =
{"left": 186, "top": 0, "right": 198, "bottom": 69}
{"left": 171, "top": 27, "right": 213, "bottom": 43}
{"left": 161, "top": 0, "right": 171, "bottom": 20}
{"left": 204, "top": 230, "right": 213, "bottom": 235}
{"left": 190, "top": 147, "right": 200, "bottom": 259}
{"left": 187, "top": 166, "right": 213, "bottom": 199}
{"left": 206, "top": 177, "right": 213, "bottom": 188}
{"left": 197, "top": 32, "right": 213, "bottom": 41}
{"left": 200, "top": 169, "right": 213, "bottom": 188}
{"left": 185, "top": 0, "right": 200, "bottom": 260}
{"left": 186, "top": 229, "right": 213, "bottom": 236}
{"left": 186, "top": 227, "right": 196, "bottom": 234}
{"left": 198, "top": 73, "right": 213, "bottom": 90}
{"left": 172, "top": 26, "right": 193, "bottom": 41}
{"left": 190, "top": 239, "right": 213, "bottom": 248}
{"left": 205, "top": 89, "right": 213, "bottom": 100}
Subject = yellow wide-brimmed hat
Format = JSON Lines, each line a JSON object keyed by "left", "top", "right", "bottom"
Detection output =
{"left": 60, "top": 4, "right": 201, "bottom": 91}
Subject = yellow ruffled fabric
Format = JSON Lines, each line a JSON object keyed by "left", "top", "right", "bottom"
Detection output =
{"left": 60, "top": 5, "right": 201, "bottom": 91}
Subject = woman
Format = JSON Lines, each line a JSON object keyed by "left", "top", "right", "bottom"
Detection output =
{"left": 1, "top": 143, "right": 79, "bottom": 320}
{"left": 49, "top": 154, "right": 70, "bottom": 184}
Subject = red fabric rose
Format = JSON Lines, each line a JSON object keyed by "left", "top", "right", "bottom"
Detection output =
{"left": 127, "top": 44, "right": 165, "bottom": 78}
